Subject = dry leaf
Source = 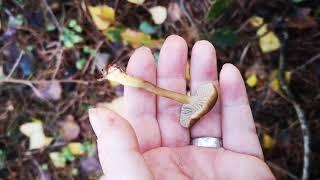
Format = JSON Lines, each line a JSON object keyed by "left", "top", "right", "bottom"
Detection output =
{"left": 287, "top": 8, "right": 317, "bottom": 29}
{"left": 38, "top": 81, "right": 62, "bottom": 101}
{"left": 68, "top": 142, "right": 85, "bottom": 156}
{"left": 263, "top": 133, "right": 276, "bottom": 150}
{"left": 259, "top": 32, "right": 281, "bottom": 53}
{"left": 20, "top": 121, "right": 52, "bottom": 150}
{"left": 256, "top": 24, "right": 268, "bottom": 36}
{"left": 168, "top": 3, "right": 181, "bottom": 22}
{"left": 88, "top": 5, "right": 115, "bottom": 30}
{"left": 49, "top": 152, "right": 66, "bottom": 168}
{"left": 121, "top": 29, "right": 163, "bottom": 48}
{"left": 149, "top": 6, "right": 167, "bottom": 25}
{"left": 127, "top": 0, "right": 145, "bottom": 5}
{"left": 270, "top": 79, "right": 280, "bottom": 92}
{"left": 59, "top": 115, "right": 80, "bottom": 141}
{"left": 246, "top": 73, "right": 258, "bottom": 88}
{"left": 249, "top": 16, "right": 264, "bottom": 27}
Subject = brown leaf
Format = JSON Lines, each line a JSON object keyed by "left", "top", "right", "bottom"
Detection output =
{"left": 287, "top": 8, "right": 318, "bottom": 29}
{"left": 59, "top": 115, "right": 80, "bottom": 141}
{"left": 37, "top": 81, "right": 62, "bottom": 101}
{"left": 168, "top": 3, "right": 181, "bottom": 22}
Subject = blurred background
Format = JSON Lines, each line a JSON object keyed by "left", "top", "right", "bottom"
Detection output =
{"left": 0, "top": 0, "right": 319, "bottom": 179}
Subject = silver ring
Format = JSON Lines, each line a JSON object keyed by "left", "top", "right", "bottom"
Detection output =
{"left": 191, "top": 137, "right": 223, "bottom": 148}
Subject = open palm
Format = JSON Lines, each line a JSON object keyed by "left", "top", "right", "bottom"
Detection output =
{"left": 89, "top": 35, "right": 275, "bottom": 180}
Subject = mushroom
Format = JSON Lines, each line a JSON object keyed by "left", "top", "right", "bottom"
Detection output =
{"left": 102, "top": 67, "right": 218, "bottom": 128}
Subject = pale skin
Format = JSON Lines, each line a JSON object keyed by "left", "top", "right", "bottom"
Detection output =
{"left": 89, "top": 35, "right": 276, "bottom": 180}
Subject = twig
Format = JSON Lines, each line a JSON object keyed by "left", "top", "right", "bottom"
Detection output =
{"left": 267, "top": 161, "right": 299, "bottom": 180}
{"left": 0, "top": 78, "right": 94, "bottom": 85}
{"left": 51, "top": 47, "right": 64, "bottom": 79}
{"left": 279, "top": 31, "right": 311, "bottom": 180}
{"left": 41, "top": 0, "right": 63, "bottom": 33}
{"left": 239, "top": 43, "right": 251, "bottom": 65}
{"left": 294, "top": 53, "right": 320, "bottom": 72}
{"left": 6, "top": 51, "right": 24, "bottom": 79}
{"left": 81, "top": 41, "right": 104, "bottom": 74}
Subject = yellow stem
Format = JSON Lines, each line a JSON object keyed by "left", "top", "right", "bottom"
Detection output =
{"left": 106, "top": 67, "right": 192, "bottom": 104}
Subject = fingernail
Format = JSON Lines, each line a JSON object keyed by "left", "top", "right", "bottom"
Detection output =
{"left": 138, "top": 46, "right": 151, "bottom": 52}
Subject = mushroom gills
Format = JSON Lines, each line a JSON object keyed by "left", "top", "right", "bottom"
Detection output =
{"left": 180, "top": 83, "right": 218, "bottom": 128}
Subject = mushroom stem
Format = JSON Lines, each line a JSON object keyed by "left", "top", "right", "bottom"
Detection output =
{"left": 105, "top": 67, "right": 192, "bottom": 104}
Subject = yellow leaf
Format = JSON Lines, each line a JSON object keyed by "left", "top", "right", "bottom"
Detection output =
{"left": 121, "top": 29, "right": 163, "bottom": 48}
{"left": 127, "top": 0, "right": 145, "bottom": 5}
{"left": 149, "top": 6, "right": 167, "bottom": 25}
{"left": 259, "top": 32, "right": 281, "bottom": 53}
{"left": 263, "top": 133, "right": 276, "bottom": 150}
{"left": 256, "top": 24, "right": 268, "bottom": 36}
{"left": 20, "top": 121, "right": 49, "bottom": 150}
{"left": 246, "top": 73, "right": 258, "bottom": 87}
{"left": 249, "top": 16, "right": 264, "bottom": 27}
{"left": 49, "top": 152, "right": 66, "bottom": 168}
{"left": 270, "top": 79, "right": 280, "bottom": 92}
{"left": 285, "top": 71, "right": 291, "bottom": 83}
{"left": 68, "top": 142, "right": 85, "bottom": 156}
{"left": 88, "top": 5, "right": 115, "bottom": 30}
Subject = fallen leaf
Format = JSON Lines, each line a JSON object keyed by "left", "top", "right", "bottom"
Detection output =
{"left": 249, "top": 16, "right": 264, "bottom": 27}
{"left": 139, "top": 21, "right": 158, "bottom": 34}
{"left": 287, "top": 8, "right": 317, "bottom": 29}
{"left": 269, "top": 70, "right": 291, "bottom": 92}
{"left": 210, "top": 28, "right": 238, "bottom": 48}
{"left": 149, "top": 6, "right": 167, "bottom": 25}
{"left": 75, "top": 58, "right": 86, "bottom": 70}
{"left": 19, "top": 54, "right": 33, "bottom": 78}
{"left": 59, "top": 115, "right": 80, "bottom": 141}
{"left": 81, "top": 157, "right": 102, "bottom": 174}
{"left": 88, "top": 5, "right": 115, "bottom": 30}
{"left": 68, "top": 142, "right": 85, "bottom": 156}
{"left": 208, "top": 0, "right": 234, "bottom": 21}
{"left": 259, "top": 32, "right": 281, "bottom": 53}
{"left": 168, "top": 3, "right": 181, "bottom": 22}
{"left": 49, "top": 152, "right": 66, "bottom": 168}
{"left": 94, "top": 53, "right": 110, "bottom": 71}
{"left": 270, "top": 79, "right": 280, "bottom": 92}
{"left": 121, "top": 29, "right": 163, "bottom": 48}
{"left": 38, "top": 81, "right": 62, "bottom": 101}
{"left": 246, "top": 73, "right": 258, "bottom": 88}
{"left": 20, "top": 121, "right": 51, "bottom": 150}
{"left": 104, "top": 27, "right": 123, "bottom": 42}
{"left": 61, "top": 147, "right": 75, "bottom": 162}
{"left": 263, "top": 133, "right": 276, "bottom": 150}
{"left": 127, "top": 0, "right": 145, "bottom": 5}
{"left": 256, "top": 24, "right": 268, "bottom": 36}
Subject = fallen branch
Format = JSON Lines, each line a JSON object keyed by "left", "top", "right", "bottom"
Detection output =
{"left": 279, "top": 31, "right": 311, "bottom": 180}
{"left": 6, "top": 51, "right": 24, "bottom": 79}
{"left": 267, "top": 161, "right": 299, "bottom": 180}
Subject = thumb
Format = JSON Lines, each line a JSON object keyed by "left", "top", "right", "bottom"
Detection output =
{"left": 89, "top": 108, "right": 153, "bottom": 180}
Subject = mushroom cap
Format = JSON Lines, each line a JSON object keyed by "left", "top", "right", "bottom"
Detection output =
{"left": 180, "top": 83, "right": 218, "bottom": 128}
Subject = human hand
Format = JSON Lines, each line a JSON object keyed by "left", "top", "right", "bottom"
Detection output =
{"left": 89, "top": 35, "right": 275, "bottom": 180}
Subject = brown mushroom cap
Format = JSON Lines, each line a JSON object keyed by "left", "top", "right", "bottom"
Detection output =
{"left": 180, "top": 83, "right": 218, "bottom": 128}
